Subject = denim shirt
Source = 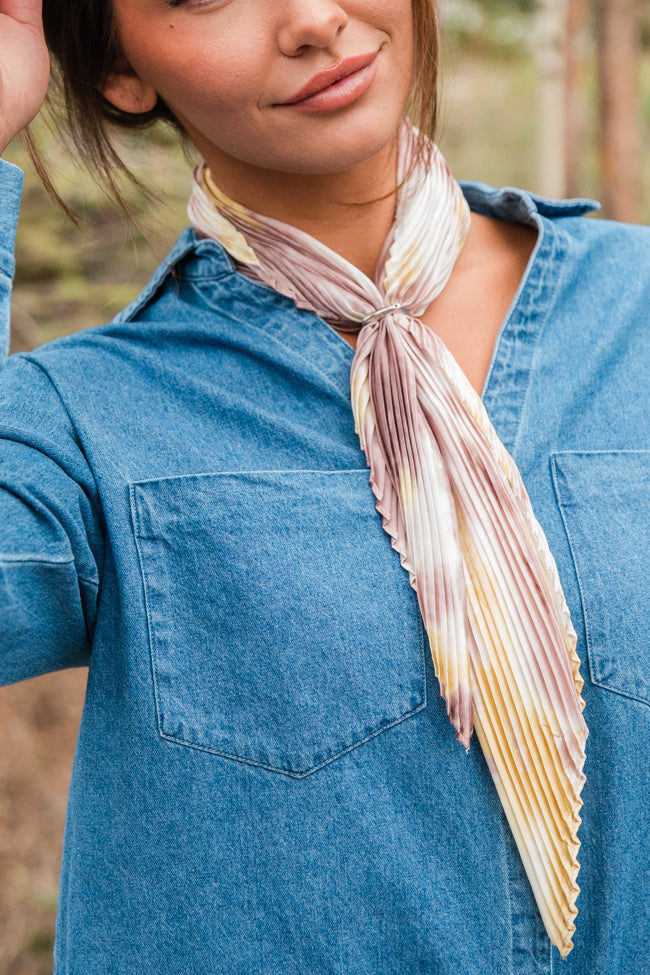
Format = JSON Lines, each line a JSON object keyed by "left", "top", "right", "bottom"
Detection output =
{"left": 0, "top": 157, "right": 649, "bottom": 975}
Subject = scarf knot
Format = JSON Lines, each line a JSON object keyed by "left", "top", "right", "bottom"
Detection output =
{"left": 361, "top": 303, "right": 408, "bottom": 326}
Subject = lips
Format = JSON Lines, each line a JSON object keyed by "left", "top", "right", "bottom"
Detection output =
{"left": 280, "top": 52, "right": 378, "bottom": 107}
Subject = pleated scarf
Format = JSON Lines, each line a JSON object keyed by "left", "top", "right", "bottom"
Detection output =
{"left": 187, "top": 123, "right": 588, "bottom": 958}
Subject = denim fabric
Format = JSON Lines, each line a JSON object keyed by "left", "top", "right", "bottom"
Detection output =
{"left": 0, "top": 160, "right": 21, "bottom": 361}
{"left": 1, "top": 156, "right": 649, "bottom": 974}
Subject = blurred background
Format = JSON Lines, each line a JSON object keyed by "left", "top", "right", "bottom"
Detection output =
{"left": 1, "top": 1, "right": 649, "bottom": 971}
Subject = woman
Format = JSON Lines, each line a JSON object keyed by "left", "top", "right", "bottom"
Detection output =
{"left": 0, "top": 0, "right": 648, "bottom": 972}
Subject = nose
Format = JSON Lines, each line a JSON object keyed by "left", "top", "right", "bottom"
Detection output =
{"left": 277, "top": 0, "right": 349, "bottom": 56}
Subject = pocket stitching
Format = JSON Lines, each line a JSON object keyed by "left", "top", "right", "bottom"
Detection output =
{"left": 551, "top": 452, "right": 650, "bottom": 708}
{"left": 130, "top": 482, "right": 169, "bottom": 747}
{"left": 158, "top": 671, "right": 427, "bottom": 780}
{"left": 129, "top": 471, "right": 429, "bottom": 773}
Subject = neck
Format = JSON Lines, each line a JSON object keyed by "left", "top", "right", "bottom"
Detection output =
{"left": 197, "top": 139, "right": 400, "bottom": 280}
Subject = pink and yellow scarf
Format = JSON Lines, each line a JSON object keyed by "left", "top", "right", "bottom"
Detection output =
{"left": 188, "top": 123, "right": 588, "bottom": 958}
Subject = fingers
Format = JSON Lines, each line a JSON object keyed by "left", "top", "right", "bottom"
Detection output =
{"left": 0, "top": 0, "right": 43, "bottom": 31}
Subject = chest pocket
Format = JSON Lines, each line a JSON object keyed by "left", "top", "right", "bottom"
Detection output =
{"left": 552, "top": 450, "right": 650, "bottom": 706}
{"left": 130, "top": 470, "right": 426, "bottom": 776}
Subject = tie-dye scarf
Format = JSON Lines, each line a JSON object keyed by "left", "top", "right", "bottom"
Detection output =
{"left": 187, "top": 123, "right": 588, "bottom": 957}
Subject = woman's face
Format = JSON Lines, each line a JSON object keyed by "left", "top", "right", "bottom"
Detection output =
{"left": 107, "top": 0, "right": 414, "bottom": 185}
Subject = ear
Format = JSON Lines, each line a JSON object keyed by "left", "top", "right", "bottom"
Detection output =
{"left": 102, "top": 70, "right": 158, "bottom": 114}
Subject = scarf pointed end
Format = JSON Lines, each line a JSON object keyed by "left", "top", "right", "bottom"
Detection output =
{"left": 447, "top": 695, "right": 473, "bottom": 753}
{"left": 554, "top": 909, "right": 577, "bottom": 959}
{"left": 530, "top": 813, "right": 582, "bottom": 960}
{"left": 557, "top": 935, "right": 575, "bottom": 960}
{"left": 455, "top": 727, "right": 472, "bottom": 753}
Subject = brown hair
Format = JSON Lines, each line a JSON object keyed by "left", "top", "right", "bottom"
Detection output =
{"left": 38, "top": 0, "right": 440, "bottom": 208}
{"left": 408, "top": 0, "right": 441, "bottom": 143}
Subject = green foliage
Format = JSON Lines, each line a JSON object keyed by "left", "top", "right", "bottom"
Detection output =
{"left": 26, "top": 929, "right": 55, "bottom": 956}
{"left": 482, "top": 0, "right": 536, "bottom": 13}
{"left": 441, "top": 0, "right": 535, "bottom": 57}
{"left": 5, "top": 128, "right": 190, "bottom": 346}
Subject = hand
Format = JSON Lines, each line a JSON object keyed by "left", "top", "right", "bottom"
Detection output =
{"left": 0, "top": 0, "right": 49, "bottom": 154}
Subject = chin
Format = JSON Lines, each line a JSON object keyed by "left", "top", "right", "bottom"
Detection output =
{"left": 257, "top": 118, "right": 402, "bottom": 177}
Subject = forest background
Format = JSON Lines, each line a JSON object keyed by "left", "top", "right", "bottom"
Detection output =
{"left": 1, "top": 0, "right": 649, "bottom": 972}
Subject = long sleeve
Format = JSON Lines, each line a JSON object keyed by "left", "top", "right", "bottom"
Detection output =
{"left": 0, "top": 162, "right": 102, "bottom": 685}
{"left": 0, "top": 355, "right": 103, "bottom": 684}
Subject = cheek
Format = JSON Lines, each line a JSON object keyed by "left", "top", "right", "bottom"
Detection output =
{"left": 351, "top": 0, "right": 413, "bottom": 36}
{"left": 120, "top": 21, "right": 260, "bottom": 120}
{"left": 376, "top": 0, "right": 414, "bottom": 63}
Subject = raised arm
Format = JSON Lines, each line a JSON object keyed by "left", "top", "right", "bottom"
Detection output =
{"left": 0, "top": 0, "right": 102, "bottom": 684}
{"left": 0, "top": 0, "right": 50, "bottom": 359}
{"left": 0, "top": 0, "right": 49, "bottom": 154}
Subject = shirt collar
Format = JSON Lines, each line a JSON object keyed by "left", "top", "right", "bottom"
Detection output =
{"left": 114, "top": 182, "right": 600, "bottom": 325}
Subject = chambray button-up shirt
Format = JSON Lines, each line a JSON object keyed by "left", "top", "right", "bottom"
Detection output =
{"left": 1, "top": 157, "right": 649, "bottom": 974}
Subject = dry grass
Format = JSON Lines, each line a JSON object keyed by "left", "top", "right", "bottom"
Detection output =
{"left": 0, "top": 671, "right": 86, "bottom": 973}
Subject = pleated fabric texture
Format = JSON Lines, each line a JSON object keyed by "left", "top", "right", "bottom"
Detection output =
{"left": 187, "top": 124, "right": 588, "bottom": 957}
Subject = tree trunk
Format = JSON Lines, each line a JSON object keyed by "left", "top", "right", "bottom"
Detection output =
{"left": 564, "top": 0, "right": 589, "bottom": 198}
{"left": 594, "top": 0, "right": 642, "bottom": 222}
{"left": 537, "top": 0, "right": 570, "bottom": 198}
